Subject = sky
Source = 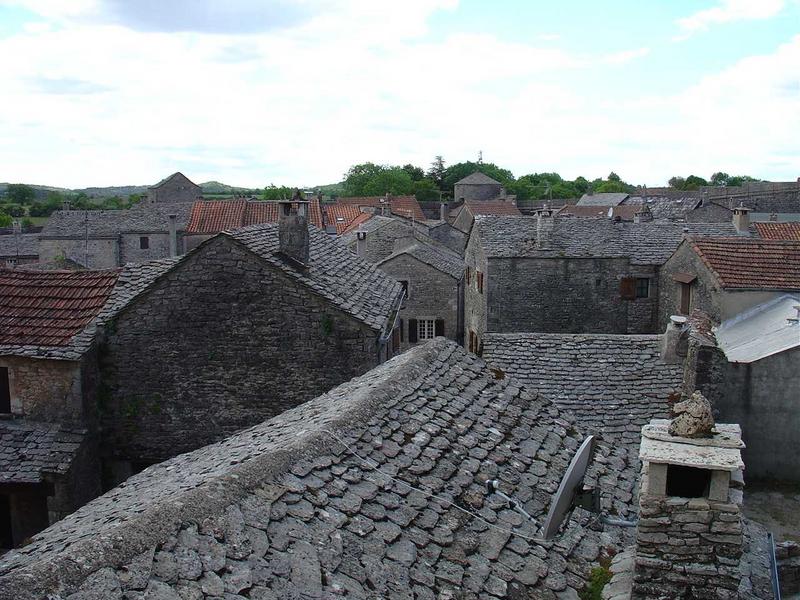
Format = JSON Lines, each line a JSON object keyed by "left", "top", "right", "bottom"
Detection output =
{"left": 0, "top": 0, "right": 798, "bottom": 188}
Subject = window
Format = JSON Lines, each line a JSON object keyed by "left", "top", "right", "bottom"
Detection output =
{"left": 679, "top": 282, "right": 692, "bottom": 314}
{"left": 635, "top": 277, "right": 650, "bottom": 299}
{"left": 465, "top": 267, "right": 471, "bottom": 285}
{"left": 468, "top": 330, "right": 479, "bottom": 354}
{"left": 619, "top": 277, "right": 636, "bottom": 300}
{"left": 139, "top": 236, "right": 150, "bottom": 250}
{"left": 418, "top": 318, "right": 436, "bottom": 341}
{"left": 399, "top": 280, "right": 409, "bottom": 299}
{"left": 477, "top": 271, "right": 484, "bottom": 294}
{"left": 0, "top": 368, "right": 10, "bottom": 414}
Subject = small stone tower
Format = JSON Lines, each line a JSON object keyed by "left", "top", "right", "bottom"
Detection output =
{"left": 633, "top": 393, "right": 745, "bottom": 600}
{"left": 278, "top": 195, "right": 310, "bottom": 265}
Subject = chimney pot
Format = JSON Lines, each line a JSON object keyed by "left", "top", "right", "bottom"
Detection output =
{"left": 356, "top": 229, "right": 367, "bottom": 257}
{"left": 660, "top": 315, "right": 687, "bottom": 363}
{"left": 732, "top": 204, "right": 751, "bottom": 234}
{"left": 439, "top": 202, "right": 448, "bottom": 221}
{"left": 278, "top": 199, "right": 310, "bottom": 265}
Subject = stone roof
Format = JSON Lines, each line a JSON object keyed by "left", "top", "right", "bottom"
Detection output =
{"left": 337, "top": 196, "right": 426, "bottom": 222}
{"left": 754, "top": 221, "right": 800, "bottom": 240}
{"left": 338, "top": 215, "right": 399, "bottom": 247}
{"left": 465, "top": 200, "right": 522, "bottom": 217}
{"left": 690, "top": 237, "right": 800, "bottom": 290}
{"left": 378, "top": 240, "right": 464, "bottom": 280}
{"left": 0, "top": 268, "right": 120, "bottom": 347}
{"left": 482, "top": 333, "right": 683, "bottom": 447}
{"left": 0, "top": 420, "right": 86, "bottom": 484}
{"left": 149, "top": 171, "right": 197, "bottom": 189}
{"left": 559, "top": 205, "right": 642, "bottom": 221}
{"left": 455, "top": 171, "right": 501, "bottom": 185}
{"left": 0, "top": 339, "right": 636, "bottom": 600}
{"left": 0, "top": 258, "right": 180, "bottom": 360}
{"left": 186, "top": 199, "right": 324, "bottom": 233}
{"left": 622, "top": 196, "right": 703, "bottom": 221}
{"left": 41, "top": 203, "right": 194, "bottom": 238}
{"left": 0, "top": 233, "right": 39, "bottom": 258}
{"left": 576, "top": 193, "right": 629, "bottom": 207}
{"left": 474, "top": 216, "right": 745, "bottom": 265}
{"left": 228, "top": 224, "right": 403, "bottom": 333}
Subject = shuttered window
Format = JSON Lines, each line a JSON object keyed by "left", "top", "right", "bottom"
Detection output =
{"left": 408, "top": 319, "right": 418, "bottom": 343}
{"left": 0, "top": 368, "right": 10, "bottom": 414}
{"left": 435, "top": 319, "right": 445, "bottom": 337}
{"left": 619, "top": 277, "right": 636, "bottom": 300}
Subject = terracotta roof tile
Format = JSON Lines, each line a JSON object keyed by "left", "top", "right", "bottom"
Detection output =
{"left": 0, "top": 268, "right": 120, "bottom": 347}
{"left": 465, "top": 200, "right": 522, "bottom": 216}
{"left": 754, "top": 222, "right": 800, "bottom": 241}
{"left": 324, "top": 204, "right": 365, "bottom": 234}
{"left": 337, "top": 196, "right": 426, "bottom": 222}
{"left": 186, "top": 199, "right": 323, "bottom": 233}
{"left": 340, "top": 211, "right": 373, "bottom": 234}
{"left": 691, "top": 237, "right": 800, "bottom": 290}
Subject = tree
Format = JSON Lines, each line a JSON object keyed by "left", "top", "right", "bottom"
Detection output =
{"left": 29, "top": 193, "right": 64, "bottom": 217}
{"left": 595, "top": 180, "right": 628, "bottom": 193}
{"left": 668, "top": 176, "right": 686, "bottom": 189}
{"left": 262, "top": 185, "right": 294, "bottom": 200}
{"left": 574, "top": 176, "right": 589, "bottom": 194}
{"left": 607, "top": 172, "right": 621, "bottom": 182}
{"left": 0, "top": 203, "right": 24, "bottom": 217}
{"left": 668, "top": 175, "right": 708, "bottom": 190}
{"left": 710, "top": 172, "right": 730, "bottom": 186}
{"left": 401, "top": 164, "right": 425, "bottom": 182}
{"left": 0, "top": 210, "right": 12, "bottom": 227}
{"left": 412, "top": 178, "right": 440, "bottom": 202}
{"left": 6, "top": 184, "right": 35, "bottom": 205}
{"left": 442, "top": 161, "right": 515, "bottom": 192}
{"left": 342, "top": 163, "right": 415, "bottom": 196}
{"left": 427, "top": 156, "right": 446, "bottom": 190}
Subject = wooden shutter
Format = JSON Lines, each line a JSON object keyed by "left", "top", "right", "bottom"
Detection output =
{"left": 435, "top": 319, "right": 445, "bottom": 337}
{"left": 408, "top": 319, "right": 418, "bottom": 343}
{"left": 0, "top": 368, "right": 10, "bottom": 413}
{"left": 619, "top": 277, "right": 636, "bottom": 300}
{"left": 465, "top": 267, "right": 471, "bottom": 284}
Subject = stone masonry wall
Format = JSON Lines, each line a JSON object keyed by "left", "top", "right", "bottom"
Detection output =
{"left": 38, "top": 237, "right": 119, "bottom": 269}
{"left": 119, "top": 232, "right": 181, "bottom": 264}
{"left": 488, "top": 257, "right": 657, "bottom": 334}
{"left": 378, "top": 254, "right": 460, "bottom": 349}
{"left": 658, "top": 242, "right": 720, "bottom": 330}
{"left": 0, "top": 356, "right": 85, "bottom": 424}
{"left": 454, "top": 182, "right": 502, "bottom": 202}
{"left": 356, "top": 220, "right": 415, "bottom": 263}
{"left": 100, "top": 236, "right": 381, "bottom": 464}
{"left": 634, "top": 493, "right": 743, "bottom": 599}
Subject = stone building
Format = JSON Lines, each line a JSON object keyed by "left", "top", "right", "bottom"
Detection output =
{"left": 183, "top": 197, "right": 324, "bottom": 251}
{"left": 0, "top": 339, "right": 645, "bottom": 600}
{"left": 464, "top": 213, "right": 744, "bottom": 350}
{"left": 334, "top": 194, "right": 427, "bottom": 222}
{"left": 146, "top": 171, "right": 202, "bottom": 204}
{"left": 339, "top": 215, "right": 428, "bottom": 263}
{"left": 453, "top": 171, "right": 506, "bottom": 202}
{"left": 376, "top": 238, "right": 464, "bottom": 349}
{"left": 0, "top": 232, "right": 38, "bottom": 267}
{"left": 99, "top": 207, "right": 404, "bottom": 475}
{"left": 657, "top": 236, "right": 800, "bottom": 328}
{"left": 450, "top": 199, "right": 522, "bottom": 234}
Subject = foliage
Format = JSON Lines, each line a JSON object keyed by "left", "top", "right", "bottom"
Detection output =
{"left": 0, "top": 203, "right": 25, "bottom": 217}
{"left": 21, "top": 217, "right": 33, "bottom": 229}
{"left": 442, "top": 161, "right": 514, "bottom": 192}
{"left": 594, "top": 179, "right": 629, "bottom": 193}
{"left": 402, "top": 164, "right": 425, "bottom": 181}
{"left": 342, "top": 162, "right": 415, "bottom": 196}
{"left": 29, "top": 193, "right": 64, "bottom": 217}
{"left": 710, "top": 172, "right": 759, "bottom": 187}
{"left": 578, "top": 566, "right": 613, "bottom": 600}
{"left": 0, "top": 211, "right": 11, "bottom": 227}
{"left": 262, "top": 185, "right": 295, "bottom": 201}
{"left": 412, "top": 178, "right": 440, "bottom": 202}
{"left": 668, "top": 175, "right": 708, "bottom": 190}
{"left": 427, "top": 155, "right": 446, "bottom": 190}
{"left": 5, "top": 183, "right": 35, "bottom": 205}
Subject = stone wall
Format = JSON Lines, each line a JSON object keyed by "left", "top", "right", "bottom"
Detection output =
{"left": 351, "top": 220, "right": 414, "bottom": 263}
{"left": 463, "top": 228, "right": 488, "bottom": 351}
{"left": 38, "top": 237, "right": 119, "bottom": 269}
{"left": 99, "top": 236, "right": 381, "bottom": 465}
{"left": 148, "top": 175, "right": 201, "bottom": 204}
{"left": 425, "top": 222, "right": 467, "bottom": 255}
{"left": 658, "top": 242, "right": 719, "bottom": 329}
{"left": 777, "top": 541, "right": 800, "bottom": 596}
{"left": 487, "top": 257, "right": 658, "bottom": 334}
{"left": 454, "top": 182, "right": 502, "bottom": 202}
{"left": 377, "top": 254, "right": 461, "bottom": 349}
{"left": 0, "top": 356, "right": 85, "bottom": 424}
{"left": 634, "top": 493, "right": 743, "bottom": 599}
{"left": 119, "top": 232, "right": 180, "bottom": 264}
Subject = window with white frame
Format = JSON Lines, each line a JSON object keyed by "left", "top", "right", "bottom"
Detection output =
{"left": 418, "top": 318, "right": 436, "bottom": 341}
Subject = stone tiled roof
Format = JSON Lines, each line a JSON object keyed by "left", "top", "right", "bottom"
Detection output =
{"left": 378, "top": 240, "right": 465, "bottom": 280}
{"left": 691, "top": 237, "right": 800, "bottom": 290}
{"left": 0, "top": 233, "right": 39, "bottom": 258}
{"left": 338, "top": 215, "right": 398, "bottom": 247}
{"left": 576, "top": 193, "right": 629, "bottom": 207}
{"left": 324, "top": 203, "right": 364, "bottom": 234}
{"left": 41, "top": 203, "right": 194, "bottom": 238}
{"left": 337, "top": 196, "right": 426, "bottom": 222}
{"left": 559, "top": 205, "right": 643, "bottom": 220}
{"left": 754, "top": 221, "right": 800, "bottom": 240}
{"left": 475, "top": 216, "right": 746, "bottom": 265}
{"left": 0, "top": 420, "right": 86, "bottom": 484}
{"left": 482, "top": 333, "right": 683, "bottom": 447}
{"left": 0, "top": 259, "right": 180, "bottom": 360}
{"left": 229, "top": 224, "right": 403, "bottom": 332}
{"left": 455, "top": 171, "right": 501, "bottom": 185}
{"left": 465, "top": 200, "right": 522, "bottom": 217}
{"left": 186, "top": 199, "right": 324, "bottom": 233}
{"left": 0, "top": 340, "right": 636, "bottom": 600}
{"left": 0, "top": 268, "right": 120, "bottom": 347}
{"left": 622, "top": 196, "right": 703, "bottom": 220}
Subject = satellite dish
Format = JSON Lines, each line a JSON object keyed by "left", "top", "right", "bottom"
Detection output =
{"left": 541, "top": 435, "right": 596, "bottom": 540}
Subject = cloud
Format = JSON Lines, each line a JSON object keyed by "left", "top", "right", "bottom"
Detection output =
{"left": 675, "top": 0, "right": 785, "bottom": 39}
{"left": 26, "top": 76, "right": 112, "bottom": 95}
{"left": 602, "top": 47, "right": 650, "bottom": 65}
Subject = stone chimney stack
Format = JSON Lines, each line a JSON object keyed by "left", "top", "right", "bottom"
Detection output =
{"left": 278, "top": 193, "right": 310, "bottom": 265}
{"left": 660, "top": 315, "right": 688, "bottom": 364}
{"left": 732, "top": 205, "right": 751, "bottom": 234}
{"left": 63, "top": 199, "right": 71, "bottom": 211}
{"left": 634, "top": 205, "right": 653, "bottom": 224}
{"left": 535, "top": 204, "right": 554, "bottom": 250}
{"left": 440, "top": 202, "right": 448, "bottom": 221}
{"left": 632, "top": 397, "right": 745, "bottom": 600}
{"left": 167, "top": 214, "right": 177, "bottom": 257}
{"left": 356, "top": 230, "right": 367, "bottom": 258}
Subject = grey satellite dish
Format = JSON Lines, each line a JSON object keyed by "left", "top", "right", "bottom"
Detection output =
{"left": 541, "top": 435, "right": 596, "bottom": 540}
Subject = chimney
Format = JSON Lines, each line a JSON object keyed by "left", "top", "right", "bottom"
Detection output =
{"left": 732, "top": 204, "right": 750, "bottom": 234}
{"left": 278, "top": 195, "right": 310, "bottom": 265}
{"left": 535, "top": 204, "right": 554, "bottom": 249}
{"left": 356, "top": 230, "right": 367, "bottom": 257}
{"left": 63, "top": 199, "right": 71, "bottom": 211}
{"left": 632, "top": 402, "right": 745, "bottom": 600}
{"left": 660, "top": 315, "right": 687, "bottom": 363}
{"left": 439, "top": 202, "right": 448, "bottom": 221}
{"left": 634, "top": 205, "right": 653, "bottom": 223}
{"left": 769, "top": 212, "right": 778, "bottom": 222}
{"left": 167, "top": 214, "right": 177, "bottom": 257}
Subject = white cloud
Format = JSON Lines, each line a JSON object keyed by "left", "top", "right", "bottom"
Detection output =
{"left": 675, "top": 0, "right": 785, "bottom": 40}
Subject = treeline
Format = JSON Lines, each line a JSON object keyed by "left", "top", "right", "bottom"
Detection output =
{"left": 667, "top": 172, "right": 759, "bottom": 191}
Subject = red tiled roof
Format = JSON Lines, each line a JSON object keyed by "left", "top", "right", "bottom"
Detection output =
{"left": 466, "top": 200, "right": 522, "bottom": 217}
{"left": 325, "top": 204, "right": 364, "bottom": 234}
{"left": 341, "top": 212, "right": 374, "bottom": 235}
{"left": 337, "top": 196, "right": 426, "bottom": 222}
{"left": 690, "top": 238, "right": 800, "bottom": 290}
{"left": 0, "top": 269, "right": 120, "bottom": 347}
{"left": 186, "top": 199, "right": 323, "bottom": 234}
{"left": 754, "top": 222, "right": 800, "bottom": 241}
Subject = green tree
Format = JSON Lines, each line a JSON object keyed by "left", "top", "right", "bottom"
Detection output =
{"left": 262, "top": 185, "right": 294, "bottom": 200}
{"left": 574, "top": 176, "right": 589, "bottom": 194}
{"left": 607, "top": 171, "right": 621, "bottom": 182}
{"left": 401, "top": 164, "right": 425, "bottom": 182}
{"left": 0, "top": 203, "right": 25, "bottom": 217}
{"left": 342, "top": 163, "right": 415, "bottom": 196}
{"left": 0, "top": 211, "right": 12, "bottom": 227}
{"left": 668, "top": 176, "right": 685, "bottom": 189}
{"left": 427, "top": 155, "right": 447, "bottom": 190}
{"left": 412, "top": 178, "right": 440, "bottom": 202}
{"left": 29, "top": 192, "right": 64, "bottom": 217}
{"left": 6, "top": 184, "right": 35, "bottom": 205}
{"left": 595, "top": 180, "right": 628, "bottom": 193}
